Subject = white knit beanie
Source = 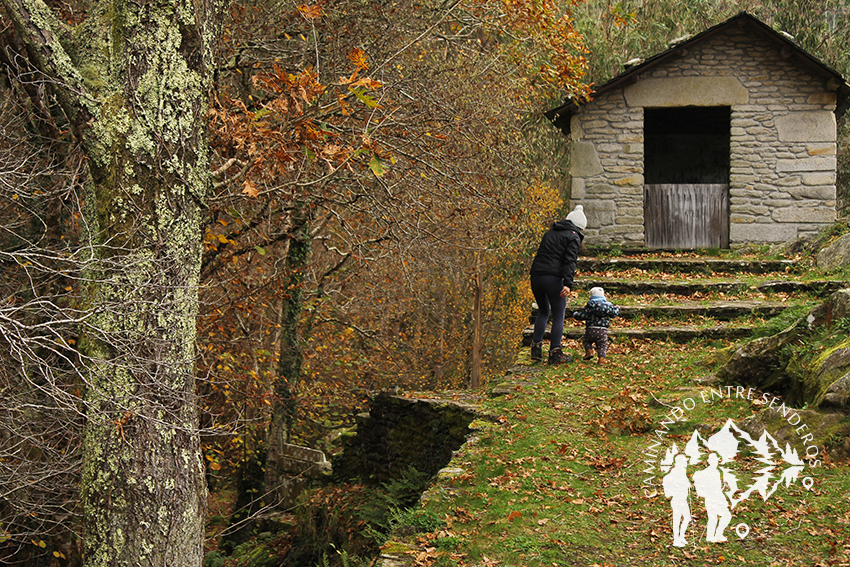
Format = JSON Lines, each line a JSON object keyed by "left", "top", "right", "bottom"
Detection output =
{"left": 590, "top": 286, "right": 605, "bottom": 298}
{"left": 566, "top": 205, "right": 587, "bottom": 230}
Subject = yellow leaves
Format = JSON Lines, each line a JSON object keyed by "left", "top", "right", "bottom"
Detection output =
{"left": 205, "top": 453, "right": 223, "bottom": 471}
{"left": 369, "top": 156, "right": 386, "bottom": 178}
{"left": 350, "top": 77, "right": 383, "bottom": 90}
{"left": 350, "top": 87, "right": 380, "bottom": 109}
{"left": 297, "top": 4, "right": 322, "bottom": 19}
{"left": 469, "top": 0, "right": 590, "bottom": 101}
{"left": 347, "top": 47, "right": 368, "bottom": 70}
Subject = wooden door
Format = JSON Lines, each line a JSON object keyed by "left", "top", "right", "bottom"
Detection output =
{"left": 644, "top": 184, "right": 729, "bottom": 249}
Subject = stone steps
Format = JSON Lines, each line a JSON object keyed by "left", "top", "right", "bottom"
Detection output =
{"left": 524, "top": 252, "right": 848, "bottom": 345}
{"left": 616, "top": 300, "right": 806, "bottom": 320}
{"left": 576, "top": 257, "right": 796, "bottom": 274}
{"left": 522, "top": 323, "right": 757, "bottom": 344}
{"left": 571, "top": 279, "right": 847, "bottom": 296}
{"left": 535, "top": 299, "right": 809, "bottom": 321}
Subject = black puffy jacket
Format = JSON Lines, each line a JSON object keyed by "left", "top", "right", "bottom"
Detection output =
{"left": 529, "top": 219, "right": 584, "bottom": 289}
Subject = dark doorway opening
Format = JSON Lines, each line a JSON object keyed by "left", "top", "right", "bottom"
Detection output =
{"left": 645, "top": 106, "right": 730, "bottom": 184}
{"left": 643, "top": 106, "right": 731, "bottom": 249}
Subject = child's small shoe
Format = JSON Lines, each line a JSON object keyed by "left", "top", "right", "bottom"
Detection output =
{"left": 598, "top": 356, "right": 609, "bottom": 365}
{"left": 583, "top": 350, "right": 594, "bottom": 361}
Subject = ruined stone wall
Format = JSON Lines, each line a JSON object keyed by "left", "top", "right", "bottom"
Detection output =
{"left": 332, "top": 392, "right": 480, "bottom": 485}
{"left": 571, "top": 25, "right": 838, "bottom": 247}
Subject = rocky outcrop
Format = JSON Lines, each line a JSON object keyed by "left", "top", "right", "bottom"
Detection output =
{"left": 715, "top": 325, "right": 804, "bottom": 395}
{"left": 738, "top": 407, "right": 850, "bottom": 461}
{"left": 798, "top": 342, "right": 850, "bottom": 410}
{"left": 716, "top": 288, "right": 850, "bottom": 461}
{"left": 718, "top": 289, "right": 850, "bottom": 409}
{"left": 817, "top": 233, "right": 850, "bottom": 272}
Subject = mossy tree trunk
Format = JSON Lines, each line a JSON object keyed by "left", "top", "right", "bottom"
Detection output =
{"left": 265, "top": 205, "right": 311, "bottom": 503}
{"left": 1, "top": 0, "right": 220, "bottom": 563}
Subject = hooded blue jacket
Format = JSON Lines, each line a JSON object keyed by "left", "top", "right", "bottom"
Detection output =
{"left": 573, "top": 296, "right": 620, "bottom": 328}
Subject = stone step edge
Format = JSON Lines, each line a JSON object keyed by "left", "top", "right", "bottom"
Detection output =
{"left": 569, "top": 279, "right": 847, "bottom": 295}
{"left": 522, "top": 325, "right": 756, "bottom": 344}
{"left": 530, "top": 300, "right": 811, "bottom": 323}
{"left": 576, "top": 257, "right": 795, "bottom": 274}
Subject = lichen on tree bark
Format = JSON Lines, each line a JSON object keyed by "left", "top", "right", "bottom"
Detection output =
{"left": 0, "top": 0, "right": 221, "bottom": 562}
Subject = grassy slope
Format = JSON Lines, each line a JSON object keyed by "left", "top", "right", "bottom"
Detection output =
{"left": 404, "top": 337, "right": 850, "bottom": 567}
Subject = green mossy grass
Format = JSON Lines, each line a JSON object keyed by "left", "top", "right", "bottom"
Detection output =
{"left": 411, "top": 337, "right": 850, "bottom": 566}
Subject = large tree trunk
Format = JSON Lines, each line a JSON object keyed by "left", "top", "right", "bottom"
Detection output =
{"left": 0, "top": 0, "right": 218, "bottom": 563}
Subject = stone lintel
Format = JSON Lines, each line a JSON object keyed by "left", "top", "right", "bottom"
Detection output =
{"left": 624, "top": 76, "right": 749, "bottom": 107}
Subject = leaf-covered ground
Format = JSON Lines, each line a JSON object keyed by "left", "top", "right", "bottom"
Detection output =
{"left": 396, "top": 338, "right": 850, "bottom": 567}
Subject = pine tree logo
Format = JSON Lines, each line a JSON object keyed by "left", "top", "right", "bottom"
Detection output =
{"left": 659, "top": 419, "right": 809, "bottom": 547}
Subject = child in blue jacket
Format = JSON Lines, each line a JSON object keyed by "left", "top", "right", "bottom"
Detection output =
{"left": 573, "top": 287, "right": 620, "bottom": 364}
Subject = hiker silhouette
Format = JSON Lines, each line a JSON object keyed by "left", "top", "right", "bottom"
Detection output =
{"left": 662, "top": 453, "right": 691, "bottom": 547}
{"left": 692, "top": 452, "right": 732, "bottom": 542}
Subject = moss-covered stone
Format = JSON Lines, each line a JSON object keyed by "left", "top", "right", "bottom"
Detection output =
{"left": 720, "top": 290, "right": 850, "bottom": 408}
{"left": 716, "top": 325, "right": 803, "bottom": 393}
{"left": 331, "top": 392, "right": 483, "bottom": 486}
{"left": 800, "top": 339, "right": 850, "bottom": 409}
{"left": 739, "top": 407, "right": 850, "bottom": 461}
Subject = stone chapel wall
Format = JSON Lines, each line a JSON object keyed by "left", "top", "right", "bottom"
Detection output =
{"left": 570, "top": 25, "right": 838, "bottom": 247}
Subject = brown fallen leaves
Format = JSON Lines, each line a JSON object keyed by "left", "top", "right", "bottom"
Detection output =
{"left": 587, "top": 386, "right": 653, "bottom": 436}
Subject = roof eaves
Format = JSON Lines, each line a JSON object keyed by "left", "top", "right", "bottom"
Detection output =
{"left": 546, "top": 12, "right": 849, "bottom": 131}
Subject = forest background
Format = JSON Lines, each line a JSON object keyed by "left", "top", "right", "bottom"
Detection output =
{"left": 0, "top": 0, "right": 847, "bottom": 565}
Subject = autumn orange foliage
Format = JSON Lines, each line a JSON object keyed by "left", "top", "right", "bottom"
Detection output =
{"left": 199, "top": 0, "right": 589, "bottom": 471}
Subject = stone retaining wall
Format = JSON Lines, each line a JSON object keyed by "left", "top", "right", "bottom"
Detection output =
{"left": 331, "top": 392, "right": 482, "bottom": 485}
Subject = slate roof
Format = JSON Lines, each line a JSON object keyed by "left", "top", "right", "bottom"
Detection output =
{"left": 545, "top": 12, "right": 850, "bottom": 135}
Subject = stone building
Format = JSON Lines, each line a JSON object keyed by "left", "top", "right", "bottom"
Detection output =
{"left": 546, "top": 12, "right": 849, "bottom": 249}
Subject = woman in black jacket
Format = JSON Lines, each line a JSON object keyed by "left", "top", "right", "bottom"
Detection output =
{"left": 529, "top": 205, "right": 585, "bottom": 364}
